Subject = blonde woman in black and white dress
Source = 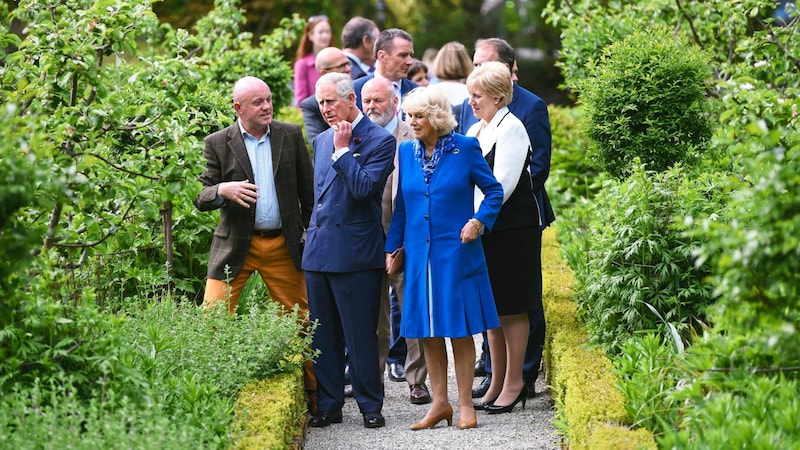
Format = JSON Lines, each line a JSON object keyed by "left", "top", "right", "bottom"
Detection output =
{"left": 465, "top": 61, "right": 542, "bottom": 414}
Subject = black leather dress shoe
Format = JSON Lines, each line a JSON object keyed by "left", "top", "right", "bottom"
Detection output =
{"left": 471, "top": 375, "right": 491, "bottom": 398}
{"left": 524, "top": 377, "right": 538, "bottom": 398}
{"left": 409, "top": 383, "right": 432, "bottom": 404}
{"left": 474, "top": 357, "right": 487, "bottom": 377}
{"left": 308, "top": 410, "right": 343, "bottom": 428}
{"left": 388, "top": 362, "right": 406, "bottom": 382}
{"left": 363, "top": 412, "right": 385, "bottom": 428}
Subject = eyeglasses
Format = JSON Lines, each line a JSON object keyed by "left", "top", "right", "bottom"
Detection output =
{"left": 309, "top": 15, "right": 328, "bottom": 23}
{"left": 321, "top": 61, "right": 351, "bottom": 72}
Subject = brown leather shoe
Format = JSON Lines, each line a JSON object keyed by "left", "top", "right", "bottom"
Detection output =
{"left": 409, "top": 383, "right": 432, "bottom": 404}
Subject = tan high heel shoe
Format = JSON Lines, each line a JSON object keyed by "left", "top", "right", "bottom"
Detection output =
{"left": 457, "top": 418, "right": 478, "bottom": 430}
{"left": 410, "top": 405, "right": 453, "bottom": 430}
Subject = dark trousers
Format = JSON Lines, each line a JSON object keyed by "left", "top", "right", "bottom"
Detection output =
{"left": 386, "top": 286, "right": 407, "bottom": 366}
{"left": 480, "top": 307, "right": 545, "bottom": 382}
{"left": 306, "top": 269, "right": 384, "bottom": 414}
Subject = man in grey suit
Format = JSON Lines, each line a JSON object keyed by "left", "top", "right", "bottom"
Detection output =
{"left": 361, "top": 77, "right": 431, "bottom": 405}
{"left": 303, "top": 72, "right": 395, "bottom": 429}
{"left": 194, "top": 76, "right": 317, "bottom": 401}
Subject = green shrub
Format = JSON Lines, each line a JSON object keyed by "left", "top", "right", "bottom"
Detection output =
{"left": 0, "top": 380, "right": 221, "bottom": 450}
{"left": 570, "top": 164, "right": 724, "bottom": 354}
{"left": 579, "top": 26, "right": 713, "bottom": 179}
{"left": 660, "top": 132, "right": 800, "bottom": 448}
{"left": 615, "top": 333, "right": 684, "bottom": 434}
{"left": 548, "top": 105, "right": 603, "bottom": 214}
{"left": 233, "top": 372, "right": 306, "bottom": 450}
{"left": 543, "top": 228, "right": 655, "bottom": 449}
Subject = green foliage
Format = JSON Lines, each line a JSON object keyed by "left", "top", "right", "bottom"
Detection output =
{"left": 0, "top": 381, "right": 220, "bottom": 450}
{"left": 232, "top": 372, "right": 306, "bottom": 450}
{"left": 1, "top": 0, "right": 302, "bottom": 306}
{"left": 614, "top": 333, "right": 683, "bottom": 434}
{"left": 0, "top": 296, "right": 311, "bottom": 447}
{"left": 665, "top": 135, "right": 800, "bottom": 448}
{"left": 0, "top": 106, "right": 49, "bottom": 301}
{"left": 0, "top": 1, "right": 313, "bottom": 446}
{"left": 547, "top": 105, "right": 603, "bottom": 213}
{"left": 570, "top": 165, "right": 722, "bottom": 354}
{"left": 579, "top": 26, "right": 713, "bottom": 179}
{"left": 546, "top": 0, "right": 800, "bottom": 446}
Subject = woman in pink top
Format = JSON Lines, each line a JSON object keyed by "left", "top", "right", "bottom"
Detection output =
{"left": 293, "top": 15, "right": 333, "bottom": 105}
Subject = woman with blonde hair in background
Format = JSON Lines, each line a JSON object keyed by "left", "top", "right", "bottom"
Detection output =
{"left": 431, "top": 41, "right": 473, "bottom": 107}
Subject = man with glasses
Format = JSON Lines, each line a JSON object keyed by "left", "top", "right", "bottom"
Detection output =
{"left": 300, "top": 47, "right": 353, "bottom": 145}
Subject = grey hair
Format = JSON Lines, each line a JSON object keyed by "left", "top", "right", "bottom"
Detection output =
{"left": 316, "top": 72, "right": 355, "bottom": 99}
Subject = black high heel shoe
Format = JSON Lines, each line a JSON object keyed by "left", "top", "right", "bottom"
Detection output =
{"left": 484, "top": 385, "right": 528, "bottom": 414}
{"left": 472, "top": 396, "right": 497, "bottom": 411}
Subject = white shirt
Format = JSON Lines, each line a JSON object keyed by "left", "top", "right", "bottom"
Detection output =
{"left": 467, "top": 107, "right": 531, "bottom": 210}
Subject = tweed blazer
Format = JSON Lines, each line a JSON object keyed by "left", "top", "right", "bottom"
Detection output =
{"left": 195, "top": 121, "right": 314, "bottom": 278}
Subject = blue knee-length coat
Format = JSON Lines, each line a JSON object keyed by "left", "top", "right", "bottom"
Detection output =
{"left": 385, "top": 132, "right": 503, "bottom": 338}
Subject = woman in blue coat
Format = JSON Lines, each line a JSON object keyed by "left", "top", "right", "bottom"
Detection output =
{"left": 385, "top": 86, "right": 503, "bottom": 431}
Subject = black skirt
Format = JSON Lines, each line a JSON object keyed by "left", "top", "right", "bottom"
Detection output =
{"left": 481, "top": 226, "right": 542, "bottom": 316}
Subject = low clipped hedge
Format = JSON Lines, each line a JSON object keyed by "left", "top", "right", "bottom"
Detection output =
{"left": 232, "top": 370, "right": 307, "bottom": 450}
{"left": 542, "top": 227, "right": 655, "bottom": 450}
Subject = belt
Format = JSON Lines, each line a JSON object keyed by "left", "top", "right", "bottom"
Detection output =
{"left": 253, "top": 228, "right": 282, "bottom": 238}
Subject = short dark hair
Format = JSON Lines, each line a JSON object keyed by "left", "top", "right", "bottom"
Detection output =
{"left": 341, "top": 17, "right": 377, "bottom": 50}
{"left": 475, "top": 38, "right": 516, "bottom": 67}
{"left": 374, "top": 28, "right": 413, "bottom": 58}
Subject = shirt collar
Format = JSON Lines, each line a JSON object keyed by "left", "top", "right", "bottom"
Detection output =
{"left": 238, "top": 119, "right": 269, "bottom": 139}
{"left": 383, "top": 116, "right": 398, "bottom": 134}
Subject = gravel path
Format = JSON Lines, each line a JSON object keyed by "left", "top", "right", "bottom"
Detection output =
{"left": 303, "top": 335, "right": 560, "bottom": 450}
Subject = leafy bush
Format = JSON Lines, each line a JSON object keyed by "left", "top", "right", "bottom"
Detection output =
{"left": 578, "top": 27, "right": 713, "bottom": 179}
{"left": 1, "top": 0, "right": 303, "bottom": 306}
{"left": 570, "top": 165, "right": 723, "bottom": 354}
{"left": 614, "top": 333, "right": 683, "bottom": 434}
{"left": 547, "top": 105, "right": 603, "bottom": 214}
{"left": 657, "top": 133, "right": 800, "bottom": 447}
{"left": 0, "top": 381, "right": 220, "bottom": 450}
{"left": 0, "top": 296, "right": 311, "bottom": 448}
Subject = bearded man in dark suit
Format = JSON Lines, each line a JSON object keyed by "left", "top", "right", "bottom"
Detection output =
{"left": 195, "top": 75, "right": 317, "bottom": 404}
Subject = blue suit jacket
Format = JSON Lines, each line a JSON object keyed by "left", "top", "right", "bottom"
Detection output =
{"left": 457, "top": 83, "right": 556, "bottom": 228}
{"left": 302, "top": 117, "right": 396, "bottom": 272}
{"left": 353, "top": 74, "right": 418, "bottom": 113}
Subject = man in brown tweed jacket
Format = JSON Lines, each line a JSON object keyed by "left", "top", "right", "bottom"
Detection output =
{"left": 194, "top": 76, "right": 316, "bottom": 400}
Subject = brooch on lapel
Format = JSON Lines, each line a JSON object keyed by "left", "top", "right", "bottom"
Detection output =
{"left": 453, "top": 148, "right": 460, "bottom": 154}
{"left": 353, "top": 137, "right": 363, "bottom": 144}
